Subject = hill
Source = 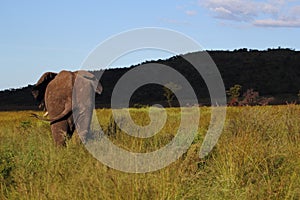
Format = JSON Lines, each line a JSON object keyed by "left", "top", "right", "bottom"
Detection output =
{"left": 0, "top": 48, "right": 299, "bottom": 111}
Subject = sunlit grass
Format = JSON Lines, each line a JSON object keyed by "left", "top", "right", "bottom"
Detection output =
{"left": 0, "top": 105, "right": 299, "bottom": 199}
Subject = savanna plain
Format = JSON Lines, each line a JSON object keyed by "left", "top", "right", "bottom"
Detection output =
{"left": 0, "top": 105, "right": 299, "bottom": 199}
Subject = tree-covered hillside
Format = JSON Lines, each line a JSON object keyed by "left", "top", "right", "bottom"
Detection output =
{"left": 0, "top": 49, "right": 299, "bottom": 110}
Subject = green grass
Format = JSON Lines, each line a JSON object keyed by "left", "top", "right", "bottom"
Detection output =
{"left": 0, "top": 105, "right": 299, "bottom": 199}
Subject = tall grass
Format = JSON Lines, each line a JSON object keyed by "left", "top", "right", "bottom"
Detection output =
{"left": 0, "top": 105, "right": 299, "bottom": 199}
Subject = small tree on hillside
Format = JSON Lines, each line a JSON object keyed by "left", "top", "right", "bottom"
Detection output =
{"left": 164, "top": 82, "right": 182, "bottom": 107}
{"left": 226, "top": 84, "right": 242, "bottom": 106}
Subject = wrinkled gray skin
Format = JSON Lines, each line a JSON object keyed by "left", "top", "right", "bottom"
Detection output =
{"left": 32, "top": 70, "right": 102, "bottom": 146}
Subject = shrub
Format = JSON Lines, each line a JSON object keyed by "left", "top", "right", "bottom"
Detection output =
{"left": 227, "top": 85, "right": 274, "bottom": 106}
{"left": 239, "top": 89, "right": 274, "bottom": 106}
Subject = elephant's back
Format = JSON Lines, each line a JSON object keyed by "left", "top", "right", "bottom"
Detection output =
{"left": 45, "top": 71, "right": 74, "bottom": 117}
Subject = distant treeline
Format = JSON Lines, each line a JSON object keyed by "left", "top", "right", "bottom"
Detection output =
{"left": 0, "top": 48, "right": 299, "bottom": 111}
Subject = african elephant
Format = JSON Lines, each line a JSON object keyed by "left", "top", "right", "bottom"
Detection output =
{"left": 32, "top": 70, "right": 102, "bottom": 146}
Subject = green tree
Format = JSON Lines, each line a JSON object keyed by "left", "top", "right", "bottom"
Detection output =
{"left": 163, "top": 82, "right": 182, "bottom": 107}
{"left": 226, "top": 84, "right": 242, "bottom": 106}
{"left": 226, "top": 84, "right": 242, "bottom": 98}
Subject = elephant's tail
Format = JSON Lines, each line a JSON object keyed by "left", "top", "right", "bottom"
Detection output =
{"left": 30, "top": 113, "right": 52, "bottom": 122}
{"left": 30, "top": 110, "right": 72, "bottom": 124}
{"left": 31, "top": 100, "right": 72, "bottom": 125}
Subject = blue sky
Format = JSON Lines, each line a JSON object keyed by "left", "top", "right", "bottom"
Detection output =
{"left": 0, "top": 0, "right": 300, "bottom": 90}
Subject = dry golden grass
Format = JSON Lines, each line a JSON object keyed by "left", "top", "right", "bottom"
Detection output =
{"left": 0, "top": 105, "right": 299, "bottom": 199}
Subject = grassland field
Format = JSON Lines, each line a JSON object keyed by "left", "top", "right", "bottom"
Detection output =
{"left": 0, "top": 105, "right": 299, "bottom": 199}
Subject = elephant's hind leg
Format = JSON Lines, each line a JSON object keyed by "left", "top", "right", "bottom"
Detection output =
{"left": 67, "top": 116, "right": 75, "bottom": 139}
{"left": 50, "top": 121, "right": 68, "bottom": 146}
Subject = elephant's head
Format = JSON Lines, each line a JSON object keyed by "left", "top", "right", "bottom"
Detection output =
{"left": 32, "top": 72, "right": 57, "bottom": 109}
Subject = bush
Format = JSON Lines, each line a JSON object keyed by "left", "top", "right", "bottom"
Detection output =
{"left": 227, "top": 85, "right": 274, "bottom": 106}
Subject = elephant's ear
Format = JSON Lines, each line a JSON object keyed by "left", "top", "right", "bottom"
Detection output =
{"left": 32, "top": 72, "right": 57, "bottom": 101}
{"left": 75, "top": 70, "right": 96, "bottom": 80}
{"left": 74, "top": 70, "right": 102, "bottom": 94}
{"left": 95, "top": 82, "right": 103, "bottom": 94}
